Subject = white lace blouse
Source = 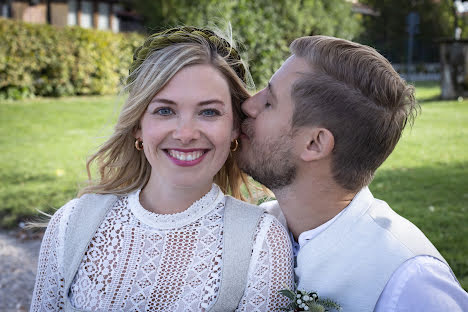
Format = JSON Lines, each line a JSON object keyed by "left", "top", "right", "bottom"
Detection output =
{"left": 31, "top": 185, "right": 294, "bottom": 311}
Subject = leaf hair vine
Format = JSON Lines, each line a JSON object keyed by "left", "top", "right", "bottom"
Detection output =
{"left": 127, "top": 26, "right": 248, "bottom": 85}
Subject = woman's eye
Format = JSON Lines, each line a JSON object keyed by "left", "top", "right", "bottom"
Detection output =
{"left": 200, "top": 109, "right": 221, "bottom": 117}
{"left": 155, "top": 107, "right": 174, "bottom": 116}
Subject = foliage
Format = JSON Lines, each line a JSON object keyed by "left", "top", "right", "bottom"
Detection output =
{"left": 132, "top": 0, "right": 361, "bottom": 87}
{"left": 0, "top": 18, "right": 143, "bottom": 99}
{"left": 357, "top": 0, "right": 455, "bottom": 63}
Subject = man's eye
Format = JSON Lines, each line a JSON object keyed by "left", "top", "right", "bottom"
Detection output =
{"left": 155, "top": 107, "right": 174, "bottom": 116}
{"left": 200, "top": 109, "right": 221, "bottom": 117}
{"left": 265, "top": 102, "right": 272, "bottom": 108}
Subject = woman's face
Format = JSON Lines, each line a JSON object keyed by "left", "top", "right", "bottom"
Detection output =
{"left": 136, "top": 64, "right": 238, "bottom": 189}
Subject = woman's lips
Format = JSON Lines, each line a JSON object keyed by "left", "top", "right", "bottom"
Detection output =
{"left": 165, "top": 149, "right": 208, "bottom": 167}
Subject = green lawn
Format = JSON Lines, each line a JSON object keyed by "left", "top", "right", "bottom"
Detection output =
{"left": 0, "top": 82, "right": 467, "bottom": 289}
{"left": 370, "top": 82, "right": 468, "bottom": 290}
{"left": 0, "top": 95, "right": 121, "bottom": 226}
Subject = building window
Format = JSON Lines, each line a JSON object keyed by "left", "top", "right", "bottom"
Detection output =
{"left": 81, "top": 0, "right": 93, "bottom": 28}
{"left": 67, "top": 0, "right": 77, "bottom": 26}
{"left": 97, "top": 2, "right": 109, "bottom": 30}
{"left": 112, "top": 4, "right": 122, "bottom": 33}
{"left": 1, "top": 3, "right": 10, "bottom": 18}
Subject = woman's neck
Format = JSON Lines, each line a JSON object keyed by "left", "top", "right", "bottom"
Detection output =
{"left": 139, "top": 178, "right": 213, "bottom": 215}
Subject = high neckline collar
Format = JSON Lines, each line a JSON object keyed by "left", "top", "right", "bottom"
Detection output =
{"left": 128, "top": 184, "right": 223, "bottom": 229}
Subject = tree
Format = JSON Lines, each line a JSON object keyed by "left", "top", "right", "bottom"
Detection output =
{"left": 131, "top": 0, "right": 362, "bottom": 88}
{"left": 358, "top": 0, "right": 455, "bottom": 63}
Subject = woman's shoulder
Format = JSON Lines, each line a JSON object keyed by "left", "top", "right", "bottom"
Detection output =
{"left": 49, "top": 193, "right": 119, "bottom": 228}
{"left": 223, "top": 195, "right": 264, "bottom": 213}
{"left": 223, "top": 196, "right": 287, "bottom": 237}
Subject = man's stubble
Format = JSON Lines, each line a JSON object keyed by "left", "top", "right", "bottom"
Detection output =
{"left": 237, "top": 120, "right": 297, "bottom": 190}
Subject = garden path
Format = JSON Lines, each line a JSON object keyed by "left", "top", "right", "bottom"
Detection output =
{"left": 0, "top": 230, "right": 41, "bottom": 311}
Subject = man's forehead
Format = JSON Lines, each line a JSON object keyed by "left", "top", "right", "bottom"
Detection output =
{"left": 270, "top": 55, "right": 310, "bottom": 90}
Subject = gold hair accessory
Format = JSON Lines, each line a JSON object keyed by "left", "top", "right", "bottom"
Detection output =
{"left": 135, "top": 138, "right": 143, "bottom": 151}
{"left": 230, "top": 139, "right": 239, "bottom": 152}
{"left": 127, "top": 26, "right": 247, "bottom": 85}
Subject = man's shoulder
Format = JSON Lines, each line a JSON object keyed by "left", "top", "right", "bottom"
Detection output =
{"left": 365, "top": 196, "right": 446, "bottom": 263}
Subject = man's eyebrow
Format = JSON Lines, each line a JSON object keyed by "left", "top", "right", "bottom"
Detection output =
{"left": 268, "top": 82, "right": 277, "bottom": 100}
{"left": 150, "top": 98, "right": 225, "bottom": 105}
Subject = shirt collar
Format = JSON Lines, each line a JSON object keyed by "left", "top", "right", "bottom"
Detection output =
{"left": 294, "top": 186, "right": 373, "bottom": 251}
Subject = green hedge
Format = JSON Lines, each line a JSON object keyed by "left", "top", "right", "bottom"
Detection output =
{"left": 0, "top": 18, "right": 143, "bottom": 99}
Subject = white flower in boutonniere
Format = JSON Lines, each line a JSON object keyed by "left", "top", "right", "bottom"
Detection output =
{"left": 279, "top": 286, "right": 341, "bottom": 312}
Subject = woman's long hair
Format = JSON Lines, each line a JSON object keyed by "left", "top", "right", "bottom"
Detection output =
{"left": 79, "top": 28, "right": 254, "bottom": 200}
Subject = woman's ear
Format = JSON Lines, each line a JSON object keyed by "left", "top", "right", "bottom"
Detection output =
{"left": 300, "top": 127, "right": 334, "bottom": 162}
{"left": 133, "top": 125, "right": 142, "bottom": 139}
{"left": 231, "top": 127, "right": 240, "bottom": 141}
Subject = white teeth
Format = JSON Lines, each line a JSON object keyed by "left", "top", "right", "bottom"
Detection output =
{"left": 168, "top": 150, "right": 204, "bottom": 161}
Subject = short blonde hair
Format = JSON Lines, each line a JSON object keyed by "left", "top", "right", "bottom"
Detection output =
{"left": 80, "top": 27, "right": 254, "bottom": 199}
{"left": 290, "top": 36, "right": 417, "bottom": 191}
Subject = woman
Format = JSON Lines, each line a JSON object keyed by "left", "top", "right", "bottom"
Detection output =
{"left": 31, "top": 27, "right": 294, "bottom": 311}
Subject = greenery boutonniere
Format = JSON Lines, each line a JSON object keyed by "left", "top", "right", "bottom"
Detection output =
{"left": 279, "top": 286, "right": 341, "bottom": 312}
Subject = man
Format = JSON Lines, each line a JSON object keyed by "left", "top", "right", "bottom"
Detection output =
{"left": 238, "top": 36, "right": 468, "bottom": 311}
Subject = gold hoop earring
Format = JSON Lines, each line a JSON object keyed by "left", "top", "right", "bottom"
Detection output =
{"left": 135, "top": 138, "right": 143, "bottom": 151}
{"left": 230, "top": 139, "right": 239, "bottom": 152}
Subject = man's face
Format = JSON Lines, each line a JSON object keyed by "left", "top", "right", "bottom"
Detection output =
{"left": 238, "top": 55, "right": 310, "bottom": 190}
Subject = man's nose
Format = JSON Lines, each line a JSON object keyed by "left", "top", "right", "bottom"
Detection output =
{"left": 172, "top": 118, "right": 200, "bottom": 144}
{"left": 241, "top": 91, "right": 264, "bottom": 118}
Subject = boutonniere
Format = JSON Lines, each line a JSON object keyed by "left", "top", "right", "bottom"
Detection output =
{"left": 279, "top": 286, "right": 341, "bottom": 312}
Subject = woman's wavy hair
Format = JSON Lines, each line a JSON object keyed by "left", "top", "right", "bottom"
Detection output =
{"left": 79, "top": 26, "right": 255, "bottom": 200}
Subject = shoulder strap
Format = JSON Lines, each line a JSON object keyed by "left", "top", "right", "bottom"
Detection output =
{"left": 209, "top": 196, "right": 265, "bottom": 312}
{"left": 63, "top": 193, "right": 118, "bottom": 300}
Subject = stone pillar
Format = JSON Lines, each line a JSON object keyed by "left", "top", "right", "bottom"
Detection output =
{"left": 440, "top": 39, "right": 468, "bottom": 100}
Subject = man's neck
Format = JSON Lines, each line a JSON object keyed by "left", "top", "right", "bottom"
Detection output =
{"left": 273, "top": 178, "right": 356, "bottom": 241}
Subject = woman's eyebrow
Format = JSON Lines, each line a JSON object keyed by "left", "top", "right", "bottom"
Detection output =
{"left": 151, "top": 98, "right": 176, "bottom": 105}
{"left": 150, "top": 98, "right": 225, "bottom": 106}
{"left": 198, "top": 99, "right": 225, "bottom": 106}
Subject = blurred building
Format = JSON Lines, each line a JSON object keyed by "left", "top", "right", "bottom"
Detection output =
{"left": 0, "top": 0, "right": 143, "bottom": 32}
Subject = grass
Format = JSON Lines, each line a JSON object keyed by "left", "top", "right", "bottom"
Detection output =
{"left": 0, "top": 95, "right": 121, "bottom": 226}
{"left": 370, "top": 81, "right": 468, "bottom": 290}
{"left": 0, "top": 82, "right": 467, "bottom": 289}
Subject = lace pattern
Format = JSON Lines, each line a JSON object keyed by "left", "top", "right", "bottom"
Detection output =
{"left": 128, "top": 185, "right": 221, "bottom": 229}
{"left": 31, "top": 185, "right": 294, "bottom": 311}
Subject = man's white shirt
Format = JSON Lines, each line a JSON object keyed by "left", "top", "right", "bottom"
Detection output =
{"left": 261, "top": 200, "right": 468, "bottom": 311}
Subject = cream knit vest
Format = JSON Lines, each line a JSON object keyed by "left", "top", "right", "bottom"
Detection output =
{"left": 296, "top": 187, "right": 447, "bottom": 312}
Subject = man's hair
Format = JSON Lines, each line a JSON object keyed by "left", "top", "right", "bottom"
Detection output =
{"left": 290, "top": 36, "right": 418, "bottom": 192}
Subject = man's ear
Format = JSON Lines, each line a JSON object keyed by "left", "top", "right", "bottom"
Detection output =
{"left": 300, "top": 127, "right": 334, "bottom": 162}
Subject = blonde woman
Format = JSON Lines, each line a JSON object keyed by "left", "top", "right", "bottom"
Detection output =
{"left": 30, "top": 27, "right": 294, "bottom": 311}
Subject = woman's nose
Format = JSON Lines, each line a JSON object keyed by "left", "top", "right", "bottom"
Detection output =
{"left": 172, "top": 118, "right": 200, "bottom": 144}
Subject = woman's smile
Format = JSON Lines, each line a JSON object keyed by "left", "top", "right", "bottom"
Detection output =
{"left": 165, "top": 148, "right": 209, "bottom": 166}
{"left": 136, "top": 64, "right": 237, "bottom": 188}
